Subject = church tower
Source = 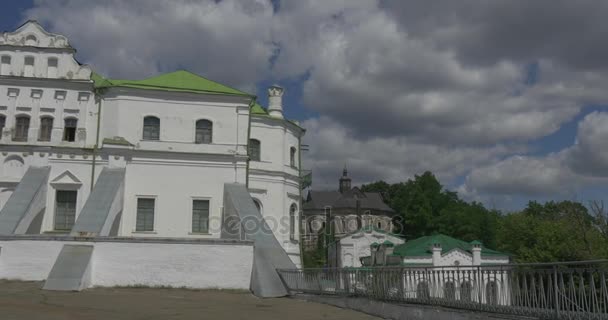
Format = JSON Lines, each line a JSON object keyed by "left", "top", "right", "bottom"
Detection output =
{"left": 339, "top": 165, "right": 352, "bottom": 193}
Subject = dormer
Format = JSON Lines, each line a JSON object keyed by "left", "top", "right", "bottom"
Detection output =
{"left": 0, "top": 21, "right": 91, "bottom": 80}
{"left": 0, "top": 20, "right": 72, "bottom": 49}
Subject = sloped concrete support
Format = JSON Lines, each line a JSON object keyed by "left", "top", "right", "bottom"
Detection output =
{"left": 43, "top": 244, "right": 93, "bottom": 291}
{"left": 0, "top": 167, "right": 50, "bottom": 235}
{"left": 222, "top": 183, "right": 295, "bottom": 298}
{"left": 71, "top": 168, "right": 125, "bottom": 236}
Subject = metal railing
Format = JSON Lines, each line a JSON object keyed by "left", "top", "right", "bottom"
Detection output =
{"left": 277, "top": 260, "right": 608, "bottom": 320}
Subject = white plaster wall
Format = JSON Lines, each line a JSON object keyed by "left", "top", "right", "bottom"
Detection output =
{"left": 0, "top": 80, "right": 96, "bottom": 147}
{"left": 338, "top": 231, "right": 405, "bottom": 267}
{"left": 249, "top": 116, "right": 304, "bottom": 267}
{"left": 0, "top": 240, "right": 63, "bottom": 280}
{"left": 121, "top": 159, "right": 246, "bottom": 238}
{"left": 0, "top": 240, "right": 253, "bottom": 289}
{"left": 100, "top": 91, "right": 250, "bottom": 156}
{"left": 92, "top": 242, "right": 252, "bottom": 289}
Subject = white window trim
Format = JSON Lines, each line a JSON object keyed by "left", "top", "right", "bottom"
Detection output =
{"left": 133, "top": 195, "right": 158, "bottom": 233}
{"left": 189, "top": 196, "right": 212, "bottom": 235}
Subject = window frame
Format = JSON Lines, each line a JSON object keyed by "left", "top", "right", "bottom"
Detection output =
{"left": 249, "top": 139, "right": 261, "bottom": 162}
{"left": 142, "top": 116, "right": 160, "bottom": 141}
{"left": 191, "top": 197, "right": 211, "bottom": 234}
{"left": 194, "top": 119, "right": 213, "bottom": 144}
{"left": 0, "top": 114, "right": 5, "bottom": 139}
{"left": 63, "top": 117, "right": 78, "bottom": 142}
{"left": 13, "top": 115, "right": 30, "bottom": 142}
{"left": 23, "top": 56, "right": 35, "bottom": 77}
{"left": 47, "top": 57, "right": 58, "bottom": 78}
{"left": 289, "top": 203, "right": 298, "bottom": 240}
{"left": 54, "top": 190, "right": 77, "bottom": 231}
{"left": 290, "top": 146, "right": 297, "bottom": 168}
{"left": 135, "top": 196, "right": 156, "bottom": 232}
{"left": 0, "top": 55, "right": 11, "bottom": 76}
{"left": 39, "top": 116, "right": 54, "bottom": 142}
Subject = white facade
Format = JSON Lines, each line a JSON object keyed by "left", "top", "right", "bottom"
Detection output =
{"left": 330, "top": 228, "right": 405, "bottom": 268}
{"left": 0, "top": 22, "right": 305, "bottom": 267}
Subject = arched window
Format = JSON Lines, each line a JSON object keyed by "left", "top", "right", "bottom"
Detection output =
{"left": 195, "top": 119, "right": 212, "bottom": 144}
{"left": 0, "top": 56, "right": 11, "bottom": 76}
{"left": 290, "top": 146, "right": 297, "bottom": 167}
{"left": 486, "top": 281, "right": 498, "bottom": 305}
{"left": 13, "top": 115, "right": 30, "bottom": 142}
{"left": 25, "top": 35, "right": 37, "bottom": 46}
{"left": 142, "top": 116, "right": 160, "bottom": 140}
{"left": 47, "top": 57, "right": 58, "bottom": 78}
{"left": 417, "top": 282, "right": 430, "bottom": 300}
{"left": 0, "top": 114, "right": 5, "bottom": 139}
{"left": 249, "top": 139, "right": 261, "bottom": 161}
{"left": 63, "top": 118, "right": 77, "bottom": 142}
{"left": 24, "top": 56, "right": 34, "bottom": 77}
{"left": 39, "top": 116, "right": 53, "bottom": 141}
{"left": 444, "top": 282, "right": 456, "bottom": 300}
{"left": 290, "top": 203, "right": 297, "bottom": 240}
{"left": 460, "top": 281, "right": 472, "bottom": 302}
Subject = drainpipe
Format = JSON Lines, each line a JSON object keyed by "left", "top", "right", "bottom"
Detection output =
{"left": 245, "top": 96, "right": 256, "bottom": 188}
{"left": 90, "top": 89, "right": 102, "bottom": 191}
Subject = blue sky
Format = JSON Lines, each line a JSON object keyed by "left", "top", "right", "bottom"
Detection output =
{"left": 4, "top": 1, "right": 608, "bottom": 211}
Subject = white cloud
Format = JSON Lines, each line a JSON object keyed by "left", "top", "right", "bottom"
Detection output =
{"left": 24, "top": 0, "right": 608, "bottom": 207}
{"left": 27, "top": 0, "right": 276, "bottom": 91}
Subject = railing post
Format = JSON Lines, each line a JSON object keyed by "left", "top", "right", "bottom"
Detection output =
{"left": 553, "top": 265, "right": 560, "bottom": 319}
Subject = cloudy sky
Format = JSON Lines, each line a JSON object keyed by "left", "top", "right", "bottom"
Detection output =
{"left": 3, "top": 0, "right": 608, "bottom": 211}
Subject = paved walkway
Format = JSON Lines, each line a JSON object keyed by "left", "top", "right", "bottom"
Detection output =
{"left": 0, "top": 281, "right": 380, "bottom": 320}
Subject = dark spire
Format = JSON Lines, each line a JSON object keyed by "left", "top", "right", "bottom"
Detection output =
{"left": 339, "top": 165, "right": 351, "bottom": 193}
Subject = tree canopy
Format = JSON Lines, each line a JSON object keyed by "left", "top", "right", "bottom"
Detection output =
{"left": 361, "top": 171, "right": 608, "bottom": 263}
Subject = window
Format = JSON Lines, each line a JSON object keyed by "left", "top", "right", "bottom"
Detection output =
{"left": 7, "top": 88, "right": 19, "bottom": 97}
{"left": 47, "top": 57, "right": 58, "bottom": 78}
{"left": 417, "top": 282, "right": 430, "bottom": 300}
{"left": 39, "top": 116, "right": 53, "bottom": 141}
{"left": 249, "top": 139, "right": 261, "bottom": 161}
{"left": 63, "top": 118, "right": 77, "bottom": 142}
{"left": 195, "top": 119, "right": 212, "bottom": 144}
{"left": 30, "top": 89, "right": 42, "bottom": 99}
{"left": 54, "top": 90, "right": 66, "bottom": 100}
{"left": 13, "top": 115, "right": 30, "bottom": 142}
{"left": 136, "top": 198, "right": 155, "bottom": 232}
{"left": 0, "top": 56, "right": 10, "bottom": 76}
{"left": 25, "top": 35, "right": 37, "bottom": 46}
{"left": 460, "top": 282, "right": 472, "bottom": 302}
{"left": 290, "top": 203, "right": 297, "bottom": 240}
{"left": 0, "top": 115, "right": 5, "bottom": 138}
{"left": 192, "top": 199, "right": 210, "bottom": 233}
{"left": 290, "top": 147, "right": 297, "bottom": 167}
{"left": 142, "top": 116, "right": 160, "bottom": 140}
{"left": 54, "top": 190, "right": 77, "bottom": 231}
{"left": 24, "top": 56, "right": 34, "bottom": 77}
{"left": 77, "top": 92, "right": 90, "bottom": 101}
{"left": 486, "top": 281, "right": 498, "bottom": 305}
{"left": 444, "top": 282, "right": 456, "bottom": 300}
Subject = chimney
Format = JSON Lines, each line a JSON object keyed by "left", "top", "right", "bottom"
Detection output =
{"left": 432, "top": 242, "right": 442, "bottom": 266}
{"left": 268, "top": 85, "right": 284, "bottom": 119}
{"left": 471, "top": 241, "right": 482, "bottom": 266}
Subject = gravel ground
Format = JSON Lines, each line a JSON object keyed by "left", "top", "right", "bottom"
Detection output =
{"left": 0, "top": 280, "right": 381, "bottom": 320}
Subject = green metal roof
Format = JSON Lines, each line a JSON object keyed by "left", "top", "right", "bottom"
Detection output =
{"left": 250, "top": 102, "right": 269, "bottom": 115}
{"left": 393, "top": 234, "right": 508, "bottom": 258}
{"left": 92, "top": 70, "right": 253, "bottom": 97}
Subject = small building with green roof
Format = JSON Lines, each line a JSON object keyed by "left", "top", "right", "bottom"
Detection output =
{"left": 392, "top": 234, "right": 510, "bottom": 267}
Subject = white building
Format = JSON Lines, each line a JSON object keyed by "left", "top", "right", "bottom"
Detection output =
{"left": 0, "top": 21, "right": 304, "bottom": 294}
{"left": 328, "top": 226, "right": 404, "bottom": 268}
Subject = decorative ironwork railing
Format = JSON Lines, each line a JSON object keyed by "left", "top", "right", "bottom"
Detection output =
{"left": 277, "top": 260, "right": 608, "bottom": 320}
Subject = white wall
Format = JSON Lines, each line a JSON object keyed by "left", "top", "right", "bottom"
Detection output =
{"left": 121, "top": 158, "right": 246, "bottom": 238}
{"left": 100, "top": 90, "right": 250, "bottom": 156}
{"left": 337, "top": 231, "right": 405, "bottom": 268}
{"left": 0, "top": 239, "right": 253, "bottom": 289}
